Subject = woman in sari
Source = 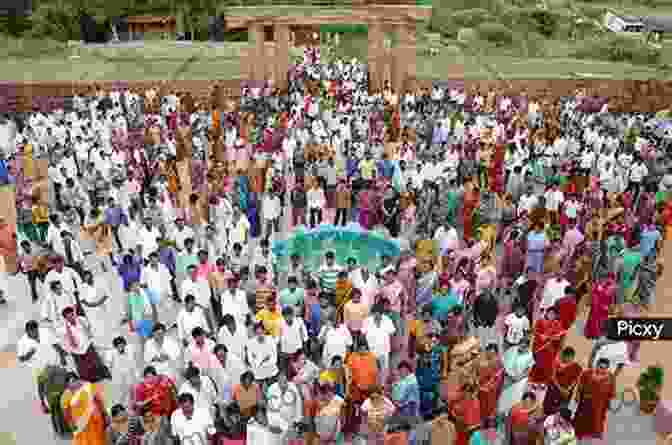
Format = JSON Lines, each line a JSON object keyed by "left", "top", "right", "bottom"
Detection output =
{"left": 543, "top": 347, "right": 582, "bottom": 416}
{"left": 451, "top": 382, "right": 482, "bottom": 445}
{"left": 507, "top": 391, "right": 544, "bottom": 445}
{"left": 543, "top": 407, "right": 577, "bottom": 445}
{"left": 463, "top": 177, "right": 480, "bottom": 242}
{"left": 497, "top": 338, "right": 534, "bottom": 418}
{"left": 572, "top": 358, "right": 615, "bottom": 440}
{"left": 335, "top": 271, "right": 353, "bottom": 323}
{"left": 61, "top": 373, "right": 108, "bottom": 445}
{"left": 529, "top": 307, "right": 566, "bottom": 385}
{"left": 38, "top": 365, "right": 72, "bottom": 438}
{"left": 344, "top": 340, "right": 379, "bottom": 434}
{"left": 584, "top": 275, "right": 616, "bottom": 338}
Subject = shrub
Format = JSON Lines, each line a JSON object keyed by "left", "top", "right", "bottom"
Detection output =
{"left": 578, "top": 4, "right": 605, "bottom": 20}
{"left": 530, "top": 9, "right": 557, "bottom": 37}
{"left": 451, "top": 8, "right": 494, "bottom": 28}
{"left": 572, "top": 34, "right": 661, "bottom": 65}
{"left": 476, "top": 22, "right": 514, "bottom": 45}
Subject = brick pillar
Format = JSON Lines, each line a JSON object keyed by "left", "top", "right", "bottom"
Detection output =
{"left": 394, "top": 24, "right": 416, "bottom": 94}
{"left": 368, "top": 22, "right": 384, "bottom": 94}
{"left": 275, "top": 24, "right": 290, "bottom": 91}
{"left": 251, "top": 24, "right": 264, "bottom": 81}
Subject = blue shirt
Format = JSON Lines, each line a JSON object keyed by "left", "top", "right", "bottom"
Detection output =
{"left": 159, "top": 246, "right": 176, "bottom": 275}
{"left": 431, "top": 290, "right": 461, "bottom": 321}
{"left": 377, "top": 160, "right": 395, "bottom": 178}
{"left": 346, "top": 158, "right": 359, "bottom": 178}
{"left": 640, "top": 228, "right": 661, "bottom": 259}
{"left": 105, "top": 207, "right": 127, "bottom": 226}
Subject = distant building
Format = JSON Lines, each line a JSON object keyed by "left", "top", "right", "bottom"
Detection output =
{"left": 604, "top": 10, "right": 672, "bottom": 37}
{"left": 0, "top": 0, "right": 32, "bottom": 16}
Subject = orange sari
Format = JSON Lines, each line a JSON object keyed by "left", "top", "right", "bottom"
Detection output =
{"left": 61, "top": 383, "right": 107, "bottom": 445}
{"left": 346, "top": 352, "right": 378, "bottom": 401}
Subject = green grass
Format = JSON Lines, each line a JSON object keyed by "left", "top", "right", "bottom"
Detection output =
{"left": 574, "top": 1, "right": 672, "bottom": 17}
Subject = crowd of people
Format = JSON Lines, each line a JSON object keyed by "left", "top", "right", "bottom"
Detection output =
{"left": 3, "top": 44, "right": 672, "bottom": 445}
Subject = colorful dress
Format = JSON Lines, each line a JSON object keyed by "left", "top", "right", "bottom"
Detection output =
{"left": 61, "top": 382, "right": 108, "bottom": 445}
{"left": 416, "top": 344, "right": 447, "bottom": 417}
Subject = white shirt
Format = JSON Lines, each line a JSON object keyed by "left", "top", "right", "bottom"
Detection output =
{"left": 263, "top": 195, "right": 282, "bottom": 220}
{"left": 43, "top": 266, "right": 81, "bottom": 297}
{"left": 104, "top": 345, "right": 139, "bottom": 388}
{"left": 279, "top": 318, "right": 308, "bottom": 354}
{"left": 266, "top": 382, "right": 303, "bottom": 435}
{"left": 503, "top": 313, "right": 530, "bottom": 345}
{"left": 137, "top": 225, "right": 160, "bottom": 255}
{"left": 307, "top": 188, "right": 326, "bottom": 209}
{"left": 319, "top": 324, "right": 353, "bottom": 367}
{"left": 220, "top": 289, "right": 250, "bottom": 326}
{"left": 544, "top": 189, "right": 564, "bottom": 211}
{"left": 170, "top": 407, "right": 214, "bottom": 444}
{"left": 246, "top": 336, "right": 279, "bottom": 380}
{"left": 17, "top": 328, "right": 60, "bottom": 371}
{"left": 363, "top": 315, "right": 396, "bottom": 358}
{"left": 247, "top": 419, "right": 279, "bottom": 445}
{"left": 144, "top": 335, "right": 183, "bottom": 381}
{"left": 177, "top": 307, "right": 211, "bottom": 344}
{"left": 229, "top": 216, "right": 250, "bottom": 247}
{"left": 142, "top": 263, "right": 172, "bottom": 294}
{"left": 178, "top": 377, "right": 219, "bottom": 416}
{"left": 172, "top": 226, "right": 196, "bottom": 251}
{"left": 630, "top": 162, "right": 649, "bottom": 183}
{"left": 349, "top": 269, "right": 380, "bottom": 308}
{"left": 580, "top": 150, "right": 595, "bottom": 170}
{"left": 518, "top": 194, "right": 538, "bottom": 214}
{"left": 541, "top": 277, "right": 570, "bottom": 310}
{"left": 181, "top": 278, "right": 211, "bottom": 308}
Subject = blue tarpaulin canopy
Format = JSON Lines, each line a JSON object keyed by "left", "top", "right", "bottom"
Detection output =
{"left": 273, "top": 223, "right": 401, "bottom": 273}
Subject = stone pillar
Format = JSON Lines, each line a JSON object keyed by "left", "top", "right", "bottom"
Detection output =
{"left": 251, "top": 24, "right": 264, "bottom": 81}
{"left": 368, "top": 22, "right": 384, "bottom": 93}
{"left": 394, "top": 24, "right": 416, "bottom": 94}
{"left": 275, "top": 24, "right": 290, "bottom": 91}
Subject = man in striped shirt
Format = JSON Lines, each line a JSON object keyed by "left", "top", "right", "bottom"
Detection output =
{"left": 319, "top": 251, "right": 343, "bottom": 292}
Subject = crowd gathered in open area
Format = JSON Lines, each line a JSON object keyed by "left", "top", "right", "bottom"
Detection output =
{"left": 0, "top": 46, "right": 671, "bottom": 445}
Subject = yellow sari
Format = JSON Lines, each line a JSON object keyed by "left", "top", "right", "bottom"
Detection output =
{"left": 23, "top": 144, "right": 34, "bottom": 179}
{"left": 61, "top": 383, "right": 107, "bottom": 445}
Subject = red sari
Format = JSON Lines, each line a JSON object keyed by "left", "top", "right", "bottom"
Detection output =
{"left": 450, "top": 396, "right": 481, "bottom": 445}
{"left": 543, "top": 359, "right": 582, "bottom": 415}
{"left": 555, "top": 296, "right": 578, "bottom": 330}
{"left": 131, "top": 375, "right": 177, "bottom": 418}
{"left": 478, "top": 359, "right": 504, "bottom": 420}
{"left": 584, "top": 279, "right": 615, "bottom": 338}
{"left": 528, "top": 319, "right": 564, "bottom": 384}
{"left": 573, "top": 368, "right": 615, "bottom": 439}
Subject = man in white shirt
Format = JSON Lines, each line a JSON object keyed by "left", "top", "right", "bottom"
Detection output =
{"left": 228, "top": 208, "right": 251, "bottom": 253}
{"left": 517, "top": 184, "right": 539, "bottom": 216}
{"left": 544, "top": 183, "right": 564, "bottom": 226}
{"left": 363, "top": 305, "right": 396, "bottom": 382}
{"left": 245, "top": 322, "right": 279, "bottom": 386}
{"left": 266, "top": 372, "right": 303, "bottom": 442}
{"left": 137, "top": 219, "right": 160, "bottom": 259}
{"left": 43, "top": 256, "right": 81, "bottom": 298}
{"left": 17, "top": 320, "right": 64, "bottom": 374}
{"left": 142, "top": 252, "right": 172, "bottom": 307}
{"left": 278, "top": 307, "right": 307, "bottom": 369}
{"left": 170, "top": 392, "right": 215, "bottom": 445}
{"left": 179, "top": 363, "right": 219, "bottom": 418}
{"left": 220, "top": 276, "right": 250, "bottom": 328}
{"left": 262, "top": 192, "right": 282, "bottom": 240}
{"left": 177, "top": 295, "right": 213, "bottom": 347}
{"left": 628, "top": 156, "right": 649, "bottom": 198}
{"left": 104, "top": 336, "right": 139, "bottom": 408}
{"left": 171, "top": 217, "right": 195, "bottom": 252}
{"left": 349, "top": 264, "right": 380, "bottom": 308}
{"left": 181, "top": 265, "right": 211, "bottom": 309}
{"left": 144, "top": 323, "right": 183, "bottom": 383}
